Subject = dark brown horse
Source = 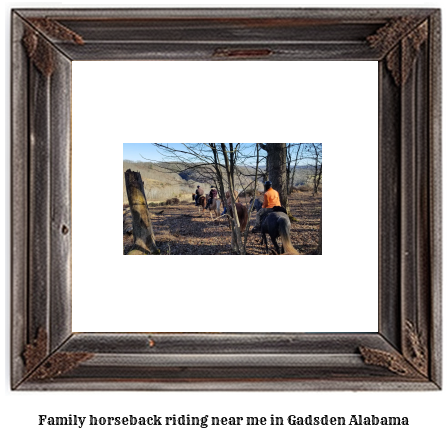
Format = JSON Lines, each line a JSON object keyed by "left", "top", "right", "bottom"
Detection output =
{"left": 192, "top": 193, "right": 196, "bottom": 201}
{"left": 227, "top": 202, "right": 249, "bottom": 252}
{"left": 228, "top": 203, "right": 249, "bottom": 232}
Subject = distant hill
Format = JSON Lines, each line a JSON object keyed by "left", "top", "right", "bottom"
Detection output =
{"left": 123, "top": 160, "right": 203, "bottom": 204}
{"left": 123, "top": 160, "right": 315, "bottom": 205}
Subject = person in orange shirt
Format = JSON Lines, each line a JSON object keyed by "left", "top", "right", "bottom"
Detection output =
{"left": 252, "top": 181, "right": 281, "bottom": 232}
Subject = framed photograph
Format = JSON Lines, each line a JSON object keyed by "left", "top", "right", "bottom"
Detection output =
{"left": 121, "top": 142, "right": 321, "bottom": 256}
{"left": 11, "top": 8, "right": 441, "bottom": 390}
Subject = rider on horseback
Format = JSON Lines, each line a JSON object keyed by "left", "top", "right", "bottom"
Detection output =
{"left": 221, "top": 189, "right": 239, "bottom": 216}
{"left": 205, "top": 186, "right": 218, "bottom": 209}
{"left": 252, "top": 181, "right": 281, "bottom": 233}
{"left": 195, "top": 185, "right": 204, "bottom": 206}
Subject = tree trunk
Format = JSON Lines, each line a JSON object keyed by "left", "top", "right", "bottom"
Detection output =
{"left": 311, "top": 143, "right": 322, "bottom": 196}
{"left": 260, "top": 143, "right": 290, "bottom": 215}
{"left": 313, "top": 160, "right": 319, "bottom": 196}
{"left": 124, "top": 169, "right": 159, "bottom": 255}
{"left": 286, "top": 147, "right": 291, "bottom": 195}
{"left": 243, "top": 144, "right": 260, "bottom": 248}
{"left": 316, "top": 210, "right": 322, "bottom": 255}
{"left": 289, "top": 144, "right": 302, "bottom": 194}
{"left": 221, "top": 144, "right": 245, "bottom": 254}
{"left": 264, "top": 154, "right": 269, "bottom": 181}
{"left": 315, "top": 163, "right": 323, "bottom": 194}
{"left": 210, "top": 143, "right": 226, "bottom": 207}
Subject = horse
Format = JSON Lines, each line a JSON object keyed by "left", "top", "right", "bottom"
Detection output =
{"left": 249, "top": 198, "right": 263, "bottom": 212}
{"left": 196, "top": 194, "right": 207, "bottom": 215}
{"left": 227, "top": 202, "right": 249, "bottom": 252}
{"left": 208, "top": 198, "right": 221, "bottom": 220}
{"left": 227, "top": 203, "right": 249, "bottom": 232}
{"left": 225, "top": 189, "right": 245, "bottom": 229}
{"left": 249, "top": 198, "right": 298, "bottom": 255}
{"left": 192, "top": 193, "right": 196, "bottom": 201}
{"left": 225, "top": 189, "right": 239, "bottom": 204}
{"left": 260, "top": 212, "right": 299, "bottom": 255}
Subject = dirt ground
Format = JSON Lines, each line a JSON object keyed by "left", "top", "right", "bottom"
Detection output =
{"left": 123, "top": 190, "right": 322, "bottom": 255}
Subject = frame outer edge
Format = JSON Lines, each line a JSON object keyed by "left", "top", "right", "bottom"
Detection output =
{"left": 11, "top": 12, "right": 29, "bottom": 388}
{"left": 428, "top": 10, "right": 442, "bottom": 388}
{"left": 10, "top": 7, "right": 442, "bottom": 391}
{"left": 12, "top": 7, "right": 438, "bottom": 20}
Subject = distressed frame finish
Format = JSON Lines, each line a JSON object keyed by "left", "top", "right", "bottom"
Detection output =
{"left": 11, "top": 8, "right": 441, "bottom": 390}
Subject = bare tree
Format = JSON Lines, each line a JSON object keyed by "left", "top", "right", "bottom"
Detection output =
{"left": 259, "top": 143, "right": 290, "bottom": 215}
{"left": 264, "top": 154, "right": 269, "bottom": 181}
{"left": 221, "top": 143, "right": 262, "bottom": 254}
{"left": 243, "top": 143, "right": 260, "bottom": 248}
{"left": 287, "top": 143, "right": 303, "bottom": 194}
{"left": 317, "top": 209, "right": 322, "bottom": 255}
{"left": 306, "top": 143, "right": 322, "bottom": 195}
{"left": 142, "top": 143, "right": 263, "bottom": 254}
{"left": 220, "top": 143, "right": 244, "bottom": 253}
{"left": 208, "top": 143, "right": 227, "bottom": 205}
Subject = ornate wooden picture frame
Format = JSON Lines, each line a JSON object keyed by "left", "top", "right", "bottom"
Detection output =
{"left": 11, "top": 8, "right": 441, "bottom": 390}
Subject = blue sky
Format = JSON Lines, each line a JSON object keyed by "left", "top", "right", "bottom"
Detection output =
{"left": 123, "top": 143, "right": 185, "bottom": 161}
{"left": 123, "top": 143, "right": 321, "bottom": 166}
{"left": 123, "top": 143, "right": 258, "bottom": 163}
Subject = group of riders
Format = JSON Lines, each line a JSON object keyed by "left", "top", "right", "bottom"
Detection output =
{"left": 194, "top": 180, "right": 282, "bottom": 233}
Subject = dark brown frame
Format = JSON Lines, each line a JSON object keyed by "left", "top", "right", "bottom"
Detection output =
{"left": 11, "top": 8, "right": 441, "bottom": 390}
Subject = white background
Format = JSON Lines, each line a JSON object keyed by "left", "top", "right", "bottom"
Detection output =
{"left": 72, "top": 60, "right": 378, "bottom": 332}
{"left": 2, "top": 1, "right": 445, "bottom": 438}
